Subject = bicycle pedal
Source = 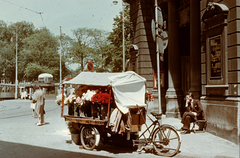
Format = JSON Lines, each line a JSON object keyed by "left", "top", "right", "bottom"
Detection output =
{"left": 137, "top": 145, "right": 145, "bottom": 152}
{"left": 155, "top": 144, "right": 163, "bottom": 149}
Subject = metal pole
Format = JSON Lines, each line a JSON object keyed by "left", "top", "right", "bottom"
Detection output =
{"left": 60, "top": 26, "right": 62, "bottom": 86}
{"left": 122, "top": 1, "right": 125, "bottom": 72}
{"left": 15, "top": 28, "right": 18, "bottom": 99}
{"left": 61, "top": 84, "right": 64, "bottom": 117}
{"left": 155, "top": 0, "right": 162, "bottom": 114}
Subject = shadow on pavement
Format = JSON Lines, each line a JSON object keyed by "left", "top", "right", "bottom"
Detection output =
{"left": 0, "top": 140, "right": 111, "bottom": 158}
{"left": 95, "top": 142, "right": 138, "bottom": 154}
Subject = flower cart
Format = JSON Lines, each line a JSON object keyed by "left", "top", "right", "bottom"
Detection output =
{"left": 61, "top": 71, "right": 149, "bottom": 150}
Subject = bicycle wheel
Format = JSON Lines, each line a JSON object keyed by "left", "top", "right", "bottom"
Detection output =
{"left": 152, "top": 125, "right": 181, "bottom": 157}
{"left": 80, "top": 125, "right": 100, "bottom": 150}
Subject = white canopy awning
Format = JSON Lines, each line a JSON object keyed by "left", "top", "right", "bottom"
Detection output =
{"left": 108, "top": 71, "right": 146, "bottom": 113}
{"left": 63, "top": 72, "right": 121, "bottom": 86}
{"left": 63, "top": 71, "right": 146, "bottom": 114}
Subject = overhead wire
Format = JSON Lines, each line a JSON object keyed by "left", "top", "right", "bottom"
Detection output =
{"left": 1, "top": 0, "right": 46, "bottom": 27}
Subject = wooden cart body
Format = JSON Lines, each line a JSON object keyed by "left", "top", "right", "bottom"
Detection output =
{"left": 61, "top": 71, "right": 147, "bottom": 149}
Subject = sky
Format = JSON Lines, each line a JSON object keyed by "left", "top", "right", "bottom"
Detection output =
{"left": 0, "top": 0, "right": 122, "bottom": 37}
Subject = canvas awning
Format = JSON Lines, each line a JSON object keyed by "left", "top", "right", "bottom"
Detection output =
{"left": 63, "top": 72, "right": 121, "bottom": 86}
{"left": 108, "top": 71, "right": 146, "bottom": 113}
{"left": 63, "top": 71, "right": 146, "bottom": 114}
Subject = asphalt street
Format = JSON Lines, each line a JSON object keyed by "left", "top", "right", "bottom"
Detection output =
{"left": 0, "top": 99, "right": 239, "bottom": 158}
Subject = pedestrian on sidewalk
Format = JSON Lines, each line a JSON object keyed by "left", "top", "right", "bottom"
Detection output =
{"left": 32, "top": 85, "right": 45, "bottom": 126}
{"left": 180, "top": 92, "right": 205, "bottom": 134}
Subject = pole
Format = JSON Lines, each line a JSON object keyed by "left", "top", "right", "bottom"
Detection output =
{"left": 15, "top": 28, "right": 18, "bottom": 99}
{"left": 155, "top": 0, "right": 162, "bottom": 114}
{"left": 122, "top": 1, "right": 125, "bottom": 72}
{"left": 60, "top": 26, "right": 62, "bottom": 86}
{"left": 61, "top": 84, "right": 64, "bottom": 117}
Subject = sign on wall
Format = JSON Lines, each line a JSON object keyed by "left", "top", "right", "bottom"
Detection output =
{"left": 210, "top": 36, "right": 221, "bottom": 77}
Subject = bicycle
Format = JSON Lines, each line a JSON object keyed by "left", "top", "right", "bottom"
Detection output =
{"left": 133, "top": 111, "right": 181, "bottom": 157}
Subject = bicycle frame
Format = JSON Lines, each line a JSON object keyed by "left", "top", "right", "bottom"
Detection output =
{"left": 137, "top": 114, "right": 161, "bottom": 140}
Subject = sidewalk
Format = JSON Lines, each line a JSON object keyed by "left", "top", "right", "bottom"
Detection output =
{"left": 1, "top": 99, "right": 237, "bottom": 158}
{"left": 140, "top": 115, "right": 239, "bottom": 158}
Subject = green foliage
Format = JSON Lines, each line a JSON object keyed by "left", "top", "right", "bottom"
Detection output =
{"left": 68, "top": 28, "right": 112, "bottom": 72}
{"left": 66, "top": 5, "right": 131, "bottom": 73}
{"left": 0, "top": 5, "right": 131, "bottom": 83}
{"left": 21, "top": 28, "right": 67, "bottom": 82}
{"left": 107, "top": 4, "right": 131, "bottom": 72}
{"left": 0, "top": 21, "right": 71, "bottom": 83}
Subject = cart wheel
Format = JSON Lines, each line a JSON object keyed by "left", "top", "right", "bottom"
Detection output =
{"left": 80, "top": 125, "right": 100, "bottom": 150}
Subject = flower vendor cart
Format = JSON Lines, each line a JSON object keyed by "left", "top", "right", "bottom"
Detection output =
{"left": 61, "top": 71, "right": 149, "bottom": 150}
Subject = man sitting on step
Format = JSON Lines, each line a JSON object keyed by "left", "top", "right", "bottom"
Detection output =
{"left": 180, "top": 92, "right": 205, "bottom": 134}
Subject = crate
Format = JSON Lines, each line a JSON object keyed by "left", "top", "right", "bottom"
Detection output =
{"left": 131, "top": 125, "right": 142, "bottom": 132}
{"left": 131, "top": 113, "right": 146, "bottom": 125}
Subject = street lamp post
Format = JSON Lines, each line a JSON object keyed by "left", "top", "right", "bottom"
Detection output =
{"left": 155, "top": 0, "right": 162, "bottom": 114}
{"left": 60, "top": 33, "right": 62, "bottom": 86}
{"left": 15, "top": 29, "right": 18, "bottom": 99}
{"left": 59, "top": 26, "right": 64, "bottom": 87}
{"left": 122, "top": 1, "right": 125, "bottom": 72}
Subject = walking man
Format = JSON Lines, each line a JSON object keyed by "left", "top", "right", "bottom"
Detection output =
{"left": 32, "top": 85, "right": 45, "bottom": 126}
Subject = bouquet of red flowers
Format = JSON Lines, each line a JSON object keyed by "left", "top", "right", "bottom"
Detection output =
{"left": 91, "top": 91, "right": 113, "bottom": 104}
{"left": 146, "top": 93, "right": 154, "bottom": 102}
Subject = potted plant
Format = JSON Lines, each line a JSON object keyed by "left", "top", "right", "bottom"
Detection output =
{"left": 64, "top": 94, "right": 76, "bottom": 115}
{"left": 81, "top": 90, "right": 96, "bottom": 117}
{"left": 91, "top": 91, "right": 113, "bottom": 120}
{"left": 67, "top": 122, "right": 80, "bottom": 145}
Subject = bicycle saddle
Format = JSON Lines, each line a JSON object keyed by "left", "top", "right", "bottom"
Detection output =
{"left": 151, "top": 112, "right": 162, "bottom": 119}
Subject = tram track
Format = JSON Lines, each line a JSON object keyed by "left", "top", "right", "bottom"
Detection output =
{"left": 0, "top": 107, "right": 59, "bottom": 119}
{"left": 0, "top": 100, "right": 60, "bottom": 119}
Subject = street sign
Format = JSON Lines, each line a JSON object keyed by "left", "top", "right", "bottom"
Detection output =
{"left": 87, "top": 62, "right": 94, "bottom": 72}
{"left": 157, "top": 7, "right": 163, "bottom": 27}
{"left": 161, "top": 31, "right": 168, "bottom": 50}
{"left": 151, "top": 19, "right": 155, "bottom": 41}
{"left": 158, "top": 36, "right": 164, "bottom": 54}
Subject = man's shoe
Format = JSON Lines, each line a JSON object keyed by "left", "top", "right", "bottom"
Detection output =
{"left": 183, "top": 130, "right": 191, "bottom": 134}
{"left": 36, "top": 123, "right": 42, "bottom": 126}
{"left": 178, "top": 127, "right": 187, "bottom": 131}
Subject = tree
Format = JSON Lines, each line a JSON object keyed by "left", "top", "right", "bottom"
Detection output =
{"left": 0, "top": 20, "right": 13, "bottom": 82}
{"left": 0, "top": 21, "right": 36, "bottom": 83}
{"left": 107, "top": 4, "right": 131, "bottom": 72}
{"left": 69, "top": 28, "right": 111, "bottom": 72}
{"left": 21, "top": 28, "right": 70, "bottom": 82}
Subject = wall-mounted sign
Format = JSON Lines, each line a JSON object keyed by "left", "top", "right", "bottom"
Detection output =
{"left": 210, "top": 36, "right": 221, "bottom": 77}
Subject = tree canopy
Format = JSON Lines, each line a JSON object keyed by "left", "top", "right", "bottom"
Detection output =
{"left": 107, "top": 4, "right": 131, "bottom": 72}
{"left": 0, "top": 5, "right": 130, "bottom": 83}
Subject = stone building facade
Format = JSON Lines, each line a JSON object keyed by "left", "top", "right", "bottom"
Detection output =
{"left": 124, "top": 0, "right": 239, "bottom": 144}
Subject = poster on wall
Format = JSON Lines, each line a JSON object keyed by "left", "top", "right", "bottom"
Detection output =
{"left": 210, "top": 36, "right": 221, "bottom": 77}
